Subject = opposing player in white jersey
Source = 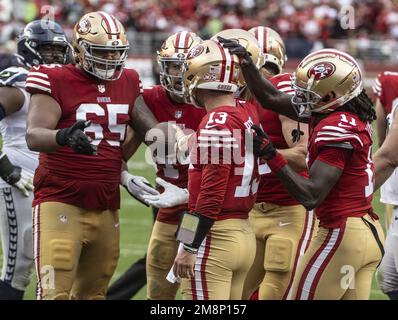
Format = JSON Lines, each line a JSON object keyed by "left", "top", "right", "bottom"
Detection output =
{"left": 0, "top": 20, "right": 70, "bottom": 299}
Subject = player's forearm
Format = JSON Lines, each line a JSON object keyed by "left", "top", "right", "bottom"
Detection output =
{"left": 131, "top": 95, "right": 158, "bottom": 143}
{"left": 122, "top": 128, "right": 142, "bottom": 161}
{"left": 376, "top": 117, "right": 387, "bottom": 147}
{"left": 0, "top": 87, "right": 25, "bottom": 116}
{"left": 375, "top": 99, "right": 387, "bottom": 147}
{"left": 26, "top": 127, "right": 60, "bottom": 152}
{"left": 374, "top": 152, "right": 397, "bottom": 190}
{"left": 194, "top": 164, "right": 230, "bottom": 219}
{"left": 275, "top": 165, "right": 321, "bottom": 210}
{"left": 277, "top": 146, "right": 307, "bottom": 172}
{"left": 240, "top": 61, "right": 301, "bottom": 121}
{"left": 121, "top": 160, "right": 128, "bottom": 172}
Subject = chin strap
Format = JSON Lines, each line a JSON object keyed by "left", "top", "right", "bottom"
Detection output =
{"left": 291, "top": 120, "right": 304, "bottom": 143}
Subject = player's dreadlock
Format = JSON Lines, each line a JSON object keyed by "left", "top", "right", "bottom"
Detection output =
{"left": 337, "top": 89, "right": 376, "bottom": 123}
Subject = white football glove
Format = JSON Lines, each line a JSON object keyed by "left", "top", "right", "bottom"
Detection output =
{"left": 142, "top": 177, "right": 189, "bottom": 208}
{"left": 173, "top": 124, "right": 194, "bottom": 164}
{"left": 13, "top": 170, "right": 34, "bottom": 197}
{"left": 121, "top": 171, "right": 159, "bottom": 207}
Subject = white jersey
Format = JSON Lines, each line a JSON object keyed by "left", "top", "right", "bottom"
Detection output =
{"left": 381, "top": 104, "right": 398, "bottom": 205}
{"left": 0, "top": 66, "right": 39, "bottom": 188}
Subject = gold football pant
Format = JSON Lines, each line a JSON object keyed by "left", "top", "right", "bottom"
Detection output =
{"left": 32, "top": 202, "right": 120, "bottom": 300}
{"left": 181, "top": 218, "right": 255, "bottom": 300}
{"left": 243, "top": 203, "right": 317, "bottom": 300}
{"left": 146, "top": 221, "right": 179, "bottom": 299}
{"left": 290, "top": 214, "right": 384, "bottom": 300}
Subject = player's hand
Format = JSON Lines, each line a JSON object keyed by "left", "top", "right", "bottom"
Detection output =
{"left": 173, "top": 246, "right": 196, "bottom": 279}
{"left": 121, "top": 171, "right": 159, "bottom": 207}
{"left": 217, "top": 36, "right": 253, "bottom": 65}
{"left": 0, "top": 154, "right": 33, "bottom": 197}
{"left": 56, "top": 120, "right": 97, "bottom": 155}
{"left": 142, "top": 177, "right": 188, "bottom": 208}
{"left": 173, "top": 124, "right": 193, "bottom": 164}
{"left": 12, "top": 169, "right": 34, "bottom": 197}
{"left": 252, "top": 125, "right": 277, "bottom": 160}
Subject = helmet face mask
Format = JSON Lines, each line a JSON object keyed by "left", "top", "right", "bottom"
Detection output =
{"left": 37, "top": 43, "right": 69, "bottom": 65}
{"left": 158, "top": 57, "right": 185, "bottom": 97}
{"left": 72, "top": 11, "right": 129, "bottom": 81}
{"left": 182, "top": 61, "right": 201, "bottom": 107}
{"left": 157, "top": 31, "right": 203, "bottom": 97}
{"left": 248, "top": 26, "right": 287, "bottom": 76}
{"left": 79, "top": 40, "right": 129, "bottom": 81}
{"left": 291, "top": 77, "right": 322, "bottom": 118}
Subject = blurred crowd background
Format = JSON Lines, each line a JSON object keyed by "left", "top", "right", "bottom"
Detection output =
{"left": 1, "top": 0, "right": 398, "bottom": 83}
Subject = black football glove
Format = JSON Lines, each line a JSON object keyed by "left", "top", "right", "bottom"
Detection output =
{"left": 56, "top": 120, "right": 97, "bottom": 155}
{"left": 0, "top": 153, "right": 33, "bottom": 197}
{"left": 251, "top": 125, "right": 277, "bottom": 160}
{"left": 217, "top": 36, "right": 253, "bottom": 65}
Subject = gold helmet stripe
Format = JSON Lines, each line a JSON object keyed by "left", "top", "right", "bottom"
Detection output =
{"left": 98, "top": 11, "right": 120, "bottom": 39}
{"left": 215, "top": 40, "right": 234, "bottom": 83}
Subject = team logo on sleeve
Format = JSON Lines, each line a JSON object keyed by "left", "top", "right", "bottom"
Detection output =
{"left": 307, "top": 62, "right": 336, "bottom": 80}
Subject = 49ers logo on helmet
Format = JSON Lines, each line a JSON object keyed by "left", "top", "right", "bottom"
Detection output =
{"left": 307, "top": 62, "right": 336, "bottom": 80}
{"left": 187, "top": 45, "right": 204, "bottom": 60}
{"left": 77, "top": 18, "right": 91, "bottom": 35}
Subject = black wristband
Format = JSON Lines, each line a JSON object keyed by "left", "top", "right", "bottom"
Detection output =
{"left": 0, "top": 153, "right": 20, "bottom": 184}
{"left": 56, "top": 128, "right": 68, "bottom": 146}
{"left": 176, "top": 212, "right": 215, "bottom": 250}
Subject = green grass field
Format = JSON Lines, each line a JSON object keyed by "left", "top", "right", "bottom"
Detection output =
{"left": 0, "top": 143, "right": 390, "bottom": 300}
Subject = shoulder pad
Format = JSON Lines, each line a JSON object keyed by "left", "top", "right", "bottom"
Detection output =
{"left": 0, "top": 67, "right": 28, "bottom": 88}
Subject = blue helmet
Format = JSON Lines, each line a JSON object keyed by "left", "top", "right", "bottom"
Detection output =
{"left": 16, "top": 20, "right": 71, "bottom": 68}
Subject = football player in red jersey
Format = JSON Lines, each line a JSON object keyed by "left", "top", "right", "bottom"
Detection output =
{"left": 213, "top": 27, "right": 313, "bottom": 300}
{"left": 25, "top": 12, "right": 158, "bottom": 300}
{"left": 171, "top": 39, "right": 260, "bottom": 300}
{"left": 121, "top": 31, "right": 206, "bottom": 300}
{"left": 144, "top": 31, "right": 206, "bottom": 300}
{"left": 221, "top": 39, "right": 384, "bottom": 299}
{"left": 107, "top": 32, "right": 205, "bottom": 300}
{"left": 0, "top": 20, "right": 70, "bottom": 300}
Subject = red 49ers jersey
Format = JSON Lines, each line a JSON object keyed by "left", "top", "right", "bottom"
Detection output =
{"left": 143, "top": 85, "right": 206, "bottom": 224}
{"left": 25, "top": 64, "right": 142, "bottom": 210}
{"left": 254, "top": 73, "right": 308, "bottom": 205}
{"left": 308, "top": 111, "right": 375, "bottom": 228}
{"left": 189, "top": 101, "right": 260, "bottom": 220}
{"left": 373, "top": 71, "right": 398, "bottom": 114}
